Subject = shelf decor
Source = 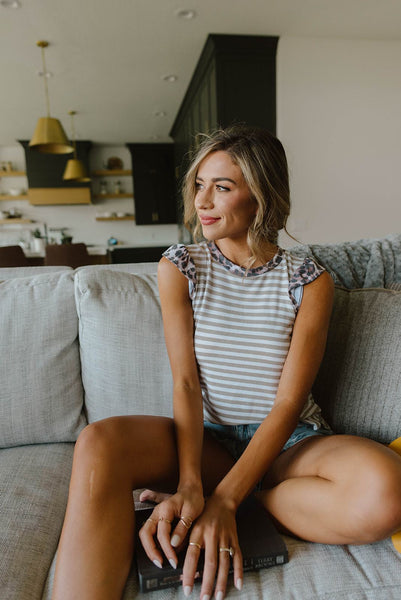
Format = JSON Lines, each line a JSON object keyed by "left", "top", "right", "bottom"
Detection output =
{"left": 63, "top": 111, "right": 90, "bottom": 182}
{"left": 29, "top": 41, "right": 73, "bottom": 155}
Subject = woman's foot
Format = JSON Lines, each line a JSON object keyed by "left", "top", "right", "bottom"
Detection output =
{"left": 139, "top": 489, "right": 172, "bottom": 504}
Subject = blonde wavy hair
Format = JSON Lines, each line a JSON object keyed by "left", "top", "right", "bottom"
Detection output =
{"left": 182, "top": 126, "right": 292, "bottom": 265}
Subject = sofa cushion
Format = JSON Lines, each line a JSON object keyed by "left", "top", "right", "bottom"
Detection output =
{"left": 75, "top": 269, "right": 173, "bottom": 423}
{"left": 76, "top": 262, "right": 158, "bottom": 275}
{"left": 0, "top": 271, "right": 86, "bottom": 447}
{"left": 44, "top": 535, "right": 401, "bottom": 599}
{"left": 313, "top": 287, "right": 401, "bottom": 443}
{"left": 0, "top": 265, "right": 72, "bottom": 280}
{"left": 0, "top": 443, "right": 74, "bottom": 600}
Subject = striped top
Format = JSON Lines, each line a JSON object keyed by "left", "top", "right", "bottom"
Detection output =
{"left": 163, "top": 241, "right": 327, "bottom": 427}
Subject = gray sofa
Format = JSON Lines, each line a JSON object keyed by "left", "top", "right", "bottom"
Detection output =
{"left": 1, "top": 235, "right": 401, "bottom": 600}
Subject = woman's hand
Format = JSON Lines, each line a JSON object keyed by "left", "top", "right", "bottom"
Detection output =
{"left": 182, "top": 495, "right": 243, "bottom": 600}
{"left": 138, "top": 485, "right": 205, "bottom": 570}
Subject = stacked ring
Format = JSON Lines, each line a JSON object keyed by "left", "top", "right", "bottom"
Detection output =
{"left": 219, "top": 547, "right": 235, "bottom": 558}
{"left": 158, "top": 517, "right": 172, "bottom": 524}
{"left": 180, "top": 516, "right": 193, "bottom": 529}
{"left": 189, "top": 541, "right": 202, "bottom": 550}
{"left": 146, "top": 517, "right": 157, "bottom": 525}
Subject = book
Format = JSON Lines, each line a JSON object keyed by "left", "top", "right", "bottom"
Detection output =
{"left": 135, "top": 494, "right": 288, "bottom": 593}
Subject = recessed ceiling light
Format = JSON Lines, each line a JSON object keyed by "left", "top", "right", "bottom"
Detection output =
{"left": 1, "top": 0, "right": 21, "bottom": 7}
{"left": 162, "top": 74, "right": 178, "bottom": 83}
{"left": 154, "top": 111, "right": 167, "bottom": 118}
{"left": 37, "top": 70, "right": 53, "bottom": 78}
{"left": 175, "top": 9, "right": 197, "bottom": 20}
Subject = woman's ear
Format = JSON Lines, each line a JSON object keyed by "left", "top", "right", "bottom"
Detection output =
{"left": 251, "top": 198, "right": 260, "bottom": 219}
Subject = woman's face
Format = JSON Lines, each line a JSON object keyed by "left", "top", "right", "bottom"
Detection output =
{"left": 194, "top": 151, "right": 257, "bottom": 244}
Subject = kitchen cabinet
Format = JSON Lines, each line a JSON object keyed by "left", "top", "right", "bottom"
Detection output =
{"left": 170, "top": 34, "right": 278, "bottom": 185}
{"left": 19, "top": 140, "right": 92, "bottom": 205}
{"left": 126, "top": 143, "right": 176, "bottom": 225}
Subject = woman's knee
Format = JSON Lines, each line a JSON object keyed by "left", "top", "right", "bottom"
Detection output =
{"left": 75, "top": 418, "right": 129, "bottom": 469}
{"left": 347, "top": 453, "right": 401, "bottom": 543}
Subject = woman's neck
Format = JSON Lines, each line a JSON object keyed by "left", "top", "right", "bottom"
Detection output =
{"left": 213, "top": 238, "right": 278, "bottom": 269}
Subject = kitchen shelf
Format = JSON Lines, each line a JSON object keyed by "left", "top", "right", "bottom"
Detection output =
{"left": 95, "top": 216, "right": 135, "bottom": 221}
{"left": 0, "top": 171, "right": 26, "bottom": 177}
{"left": 93, "top": 193, "right": 133, "bottom": 200}
{"left": 0, "top": 218, "right": 33, "bottom": 225}
{"left": 0, "top": 194, "right": 29, "bottom": 201}
{"left": 92, "top": 169, "right": 132, "bottom": 177}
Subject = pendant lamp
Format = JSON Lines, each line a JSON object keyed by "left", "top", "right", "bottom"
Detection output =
{"left": 29, "top": 41, "right": 73, "bottom": 154}
{"left": 63, "top": 111, "right": 90, "bottom": 182}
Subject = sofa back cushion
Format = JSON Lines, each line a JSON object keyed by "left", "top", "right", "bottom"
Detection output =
{"left": 0, "top": 266, "right": 72, "bottom": 280}
{"left": 313, "top": 287, "right": 401, "bottom": 444}
{"left": 0, "top": 271, "right": 86, "bottom": 448}
{"left": 75, "top": 269, "right": 173, "bottom": 423}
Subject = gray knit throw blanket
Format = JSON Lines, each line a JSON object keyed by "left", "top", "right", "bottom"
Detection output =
{"left": 290, "top": 233, "right": 401, "bottom": 289}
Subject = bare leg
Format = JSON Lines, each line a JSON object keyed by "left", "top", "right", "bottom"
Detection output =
{"left": 52, "top": 417, "right": 234, "bottom": 600}
{"left": 258, "top": 434, "right": 401, "bottom": 545}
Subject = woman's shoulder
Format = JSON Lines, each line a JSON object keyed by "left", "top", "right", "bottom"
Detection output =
{"left": 162, "top": 242, "right": 208, "bottom": 283}
{"left": 283, "top": 250, "right": 326, "bottom": 288}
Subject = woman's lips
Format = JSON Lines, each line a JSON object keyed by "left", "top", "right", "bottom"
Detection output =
{"left": 199, "top": 216, "right": 220, "bottom": 225}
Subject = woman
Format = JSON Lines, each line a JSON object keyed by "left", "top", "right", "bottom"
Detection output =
{"left": 52, "top": 127, "right": 401, "bottom": 600}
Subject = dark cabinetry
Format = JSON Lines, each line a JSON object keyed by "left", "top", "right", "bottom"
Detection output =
{"left": 126, "top": 143, "right": 176, "bottom": 225}
{"left": 170, "top": 34, "right": 279, "bottom": 180}
{"left": 18, "top": 140, "right": 92, "bottom": 205}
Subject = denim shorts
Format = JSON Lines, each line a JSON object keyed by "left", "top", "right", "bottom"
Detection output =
{"left": 204, "top": 421, "right": 333, "bottom": 464}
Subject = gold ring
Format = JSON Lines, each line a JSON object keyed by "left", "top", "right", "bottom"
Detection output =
{"left": 189, "top": 541, "right": 202, "bottom": 550}
{"left": 180, "top": 516, "right": 193, "bottom": 529}
{"left": 219, "top": 547, "right": 234, "bottom": 557}
{"left": 159, "top": 517, "right": 172, "bottom": 524}
{"left": 146, "top": 517, "right": 157, "bottom": 525}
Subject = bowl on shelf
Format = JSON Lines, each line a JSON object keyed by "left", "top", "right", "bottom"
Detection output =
{"left": 106, "top": 156, "right": 123, "bottom": 170}
{"left": 8, "top": 188, "right": 24, "bottom": 196}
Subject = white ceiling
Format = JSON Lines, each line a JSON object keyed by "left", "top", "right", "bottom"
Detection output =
{"left": 1, "top": 0, "right": 401, "bottom": 147}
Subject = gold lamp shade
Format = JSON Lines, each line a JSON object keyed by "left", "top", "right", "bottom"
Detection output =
{"left": 63, "top": 158, "right": 90, "bottom": 182}
{"left": 62, "top": 110, "right": 90, "bottom": 181}
{"left": 29, "top": 117, "right": 74, "bottom": 154}
{"left": 29, "top": 41, "right": 73, "bottom": 154}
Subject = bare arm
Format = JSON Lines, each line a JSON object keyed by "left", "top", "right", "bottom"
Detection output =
{"left": 157, "top": 256, "right": 204, "bottom": 494}
{"left": 139, "top": 257, "right": 205, "bottom": 567}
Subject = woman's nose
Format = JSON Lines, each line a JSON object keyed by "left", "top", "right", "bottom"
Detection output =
{"left": 195, "top": 187, "right": 214, "bottom": 209}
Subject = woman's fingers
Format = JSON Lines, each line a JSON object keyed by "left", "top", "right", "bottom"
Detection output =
{"left": 156, "top": 517, "right": 178, "bottom": 569}
{"left": 170, "top": 513, "right": 194, "bottom": 547}
{"left": 139, "top": 500, "right": 179, "bottom": 569}
{"left": 213, "top": 546, "right": 231, "bottom": 600}
{"left": 139, "top": 497, "right": 199, "bottom": 570}
{"left": 232, "top": 546, "right": 244, "bottom": 591}
{"left": 138, "top": 516, "right": 165, "bottom": 568}
{"left": 182, "top": 535, "right": 240, "bottom": 600}
{"left": 199, "top": 542, "right": 218, "bottom": 600}
{"left": 182, "top": 539, "right": 204, "bottom": 596}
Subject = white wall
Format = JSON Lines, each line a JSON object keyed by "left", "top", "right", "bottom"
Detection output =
{"left": 277, "top": 36, "right": 401, "bottom": 247}
{"left": 3, "top": 36, "right": 401, "bottom": 250}
{"left": 0, "top": 144, "right": 179, "bottom": 248}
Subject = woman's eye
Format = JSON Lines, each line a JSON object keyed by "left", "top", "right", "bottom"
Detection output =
{"left": 195, "top": 182, "right": 203, "bottom": 190}
{"left": 216, "top": 185, "right": 229, "bottom": 192}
